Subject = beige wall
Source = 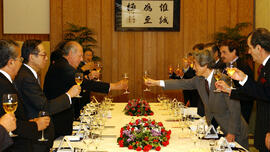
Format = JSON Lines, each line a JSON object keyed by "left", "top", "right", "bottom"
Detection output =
{"left": 256, "top": 0, "right": 270, "bottom": 29}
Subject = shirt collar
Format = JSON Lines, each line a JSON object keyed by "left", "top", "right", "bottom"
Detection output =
{"left": 24, "top": 64, "right": 38, "bottom": 79}
{"left": 215, "top": 59, "right": 220, "bottom": 64}
{"left": 0, "top": 70, "right": 13, "bottom": 83}
{"left": 230, "top": 57, "right": 239, "bottom": 64}
{"left": 205, "top": 70, "right": 214, "bottom": 87}
{"left": 262, "top": 55, "right": 270, "bottom": 66}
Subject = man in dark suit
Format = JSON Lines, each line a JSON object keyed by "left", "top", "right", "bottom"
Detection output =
{"left": 44, "top": 41, "right": 127, "bottom": 138}
{"left": 216, "top": 28, "right": 270, "bottom": 152}
{"left": 0, "top": 113, "right": 16, "bottom": 151}
{"left": 145, "top": 49, "right": 248, "bottom": 148}
{"left": 219, "top": 40, "right": 254, "bottom": 124}
{"left": 14, "top": 40, "right": 81, "bottom": 152}
{"left": 0, "top": 39, "right": 50, "bottom": 152}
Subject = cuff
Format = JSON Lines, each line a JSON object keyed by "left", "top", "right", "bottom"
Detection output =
{"left": 239, "top": 75, "right": 248, "bottom": 86}
{"left": 160, "top": 80, "right": 165, "bottom": 87}
{"left": 65, "top": 93, "right": 72, "bottom": 104}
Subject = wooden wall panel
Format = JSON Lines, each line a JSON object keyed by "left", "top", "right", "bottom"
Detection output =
{"left": 49, "top": 0, "right": 254, "bottom": 99}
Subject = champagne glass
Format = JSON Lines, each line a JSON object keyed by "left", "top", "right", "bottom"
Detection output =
{"left": 143, "top": 71, "right": 151, "bottom": 92}
{"left": 75, "top": 72, "right": 83, "bottom": 97}
{"left": 38, "top": 111, "right": 49, "bottom": 141}
{"left": 95, "top": 63, "right": 102, "bottom": 81}
{"left": 123, "top": 73, "right": 130, "bottom": 94}
{"left": 2, "top": 94, "right": 18, "bottom": 137}
{"left": 213, "top": 69, "right": 222, "bottom": 92}
{"left": 226, "top": 64, "right": 236, "bottom": 89}
{"left": 168, "top": 65, "right": 173, "bottom": 78}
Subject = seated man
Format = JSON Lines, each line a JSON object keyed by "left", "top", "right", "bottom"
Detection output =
{"left": 145, "top": 48, "right": 248, "bottom": 148}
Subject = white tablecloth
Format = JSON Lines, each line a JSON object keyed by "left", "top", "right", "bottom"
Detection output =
{"left": 53, "top": 103, "right": 247, "bottom": 152}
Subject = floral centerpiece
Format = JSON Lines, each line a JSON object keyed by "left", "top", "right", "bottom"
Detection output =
{"left": 124, "top": 99, "right": 154, "bottom": 116}
{"left": 117, "top": 118, "right": 171, "bottom": 151}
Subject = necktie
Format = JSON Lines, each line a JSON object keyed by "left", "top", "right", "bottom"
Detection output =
{"left": 257, "top": 64, "right": 264, "bottom": 76}
{"left": 205, "top": 79, "right": 209, "bottom": 96}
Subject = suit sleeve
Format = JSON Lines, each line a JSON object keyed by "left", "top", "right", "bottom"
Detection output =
{"left": 224, "top": 94, "right": 241, "bottom": 136}
{"left": 231, "top": 77, "right": 270, "bottom": 102}
{"left": 20, "top": 75, "right": 71, "bottom": 115}
{"left": 82, "top": 79, "right": 110, "bottom": 94}
{"left": 0, "top": 125, "right": 13, "bottom": 151}
{"left": 163, "top": 77, "right": 197, "bottom": 90}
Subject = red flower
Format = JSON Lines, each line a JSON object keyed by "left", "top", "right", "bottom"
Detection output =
{"left": 131, "top": 127, "right": 135, "bottom": 132}
{"left": 147, "top": 144, "right": 152, "bottom": 149}
{"left": 132, "top": 108, "right": 135, "bottom": 111}
{"left": 142, "top": 118, "right": 148, "bottom": 122}
{"left": 150, "top": 112, "right": 154, "bottom": 115}
{"left": 127, "top": 126, "right": 130, "bottom": 130}
{"left": 158, "top": 122, "right": 163, "bottom": 127}
{"left": 161, "top": 128, "right": 165, "bottom": 133}
{"left": 145, "top": 108, "right": 149, "bottom": 111}
{"left": 136, "top": 147, "right": 142, "bottom": 151}
{"left": 143, "top": 146, "right": 150, "bottom": 152}
{"left": 137, "top": 109, "right": 141, "bottom": 113}
{"left": 144, "top": 114, "right": 148, "bottom": 116}
{"left": 128, "top": 145, "right": 133, "bottom": 149}
{"left": 129, "top": 112, "right": 133, "bottom": 116}
{"left": 144, "top": 123, "right": 149, "bottom": 127}
{"left": 153, "top": 139, "right": 159, "bottom": 143}
{"left": 144, "top": 136, "right": 149, "bottom": 141}
{"left": 167, "top": 130, "right": 172, "bottom": 135}
{"left": 120, "top": 128, "right": 124, "bottom": 133}
{"left": 137, "top": 105, "right": 141, "bottom": 108}
{"left": 166, "top": 135, "right": 171, "bottom": 140}
{"left": 119, "top": 140, "right": 124, "bottom": 147}
{"left": 136, "top": 114, "right": 140, "bottom": 117}
{"left": 162, "top": 141, "right": 168, "bottom": 147}
{"left": 155, "top": 146, "right": 161, "bottom": 151}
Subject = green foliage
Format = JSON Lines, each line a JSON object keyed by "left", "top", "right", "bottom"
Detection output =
{"left": 64, "top": 23, "right": 101, "bottom": 61}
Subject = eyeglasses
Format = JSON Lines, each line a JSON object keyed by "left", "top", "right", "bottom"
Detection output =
{"left": 15, "top": 57, "right": 24, "bottom": 62}
{"left": 33, "top": 53, "right": 47, "bottom": 58}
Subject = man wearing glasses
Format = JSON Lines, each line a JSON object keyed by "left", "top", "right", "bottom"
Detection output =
{"left": 14, "top": 39, "right": 81, "bottom": 152}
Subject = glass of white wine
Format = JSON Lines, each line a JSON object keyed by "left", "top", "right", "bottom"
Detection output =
{"left": 2, "top": 94, "right": 18, "bottom": 137}
{"left": 213, "top": 69, "right": 222, "bottom": 92}
{"left": 143, "top": 71, "right": 151, "bottom": 92}
{"left": 226, "top": 64, "right": 236, "bottom": 89}
{"left": 95, "top": 63, "right": 102, "bottom": 81}
{"left": 123, "top": 73, "right": 130, "bottom": 94}
{"left": 38, "top": 111, "right": 49, "bottom": 141}
{"left": 75, "top": 72, "right": 83, "bottom": 98}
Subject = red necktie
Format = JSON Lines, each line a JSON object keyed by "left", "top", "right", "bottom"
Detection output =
{"left": 257, "top": 64, "right": 264, "bottom": 76}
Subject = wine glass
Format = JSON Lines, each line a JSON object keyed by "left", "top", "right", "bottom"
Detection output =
{"left": 2, "top": 94, "right": 18, "bottom": 137}
{"left": 75, "top": 72, "right": 83, "bottom": 97}
{"left": 213, "top": 69, "right": 222, "bottom": 92}
{"left": 95, "top": 63, "right": 102, "bottom": 81}
{"left": 123, "top": 73, "right": 130, "bottom": 94}
{"left": 168, "top": 65, "right": 173, "bottom": 78}
{"left": 226, "top": 64, "right": 236, "bottom": 89}
{"left": 38, "top": 111, "right": 49, "bottom": 141}
{"left": 143, "top": 71, "right": 151, "bottom": 92}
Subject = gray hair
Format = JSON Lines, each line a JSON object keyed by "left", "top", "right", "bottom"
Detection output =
{"left": 192, "top": 49, "right": 216, "bottom": 69}
{"left": 62, "top": 41, "right": 79, "bottom": 56}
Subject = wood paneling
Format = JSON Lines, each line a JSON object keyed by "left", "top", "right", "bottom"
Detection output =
{"left": 50, "top": 0, "right": 254, "bottom": 99}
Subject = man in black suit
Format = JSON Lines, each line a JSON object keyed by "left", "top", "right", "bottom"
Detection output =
{"left": 216, "top": 28, "right": 270, "bottom": 151}
{"left": 0, "top": 113, "right": 16, "bottom": 151}
{"left": 14, "top": 40, "right": 81, "bottom": 151}
{"left": 44, "top": 41, "right": 127, "bottom": 138}
{"left": 0, "top": 39, "right": 50, "bottom": 152}
{"left": 219, "top": 40, "right": 254, "bottom": 124}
